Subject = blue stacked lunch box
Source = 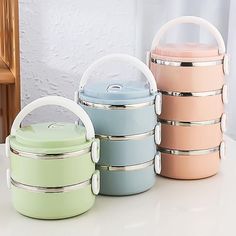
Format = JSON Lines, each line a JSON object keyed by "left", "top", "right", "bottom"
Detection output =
{"left": 75, "top": 54, "right": 162, "bottom": 196}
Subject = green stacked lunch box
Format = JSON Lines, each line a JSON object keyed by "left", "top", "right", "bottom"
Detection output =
{"left": 5, "top": 96, "right": 100, "bottom": 219}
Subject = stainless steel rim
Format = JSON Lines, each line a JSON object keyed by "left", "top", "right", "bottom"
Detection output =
{"left": 158, "top": 118, "right": 221, "bottom": 126}
{"left": 151, "top": 57, "right": 223, "bottom": 67}
{"left": 79, "top": 99, "right": 154, "bottom": 110}
{"left": 97, "top": 159, "right": 154, "bottom": 172}
{"left": 96, "top": 130, "right": 154, "bottom": 141}
{"left": 158, "top": 146, "right": 220, "bottom": 156}
{"left": 10, "top": 178, "right": 91, "bottom": 193}
{"left": 159, "top": 89, "right": 222, "bottom": 97}
{"left": 10, "top": 147, "right": 91, "bottom": 160}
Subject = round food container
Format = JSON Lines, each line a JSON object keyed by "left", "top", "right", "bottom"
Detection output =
{"left": 159, "top": 86, "right": 226, "bottom": 121}
{"left": 6, "top": 96, "right": 100, "bottom": 219}
{"left": 148, "top": 16, "right": 229, "bottom": 92}
{"left": 76, "top": 53, "right": 162, "bottom": 196}
{"left": 158, "top": 141, "right": 225, "bottom": 179}
{"left": 159, "top": 113, "right": 226, "bottom": 150}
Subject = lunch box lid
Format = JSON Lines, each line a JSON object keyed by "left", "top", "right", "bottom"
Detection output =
{"left": 154, "top": 43, "right": 219, "bottom": 58}
{"left": 80, "top": 80, "right": 155, "bottom": 105}
{"left": 149, "top": 16, "right": 226, "bottom": 62}
{"left": 77, "top": 54, "right": 157, "bottom": 105}
{"left": 10, "top": 122, "right": 92, "bottom": 154}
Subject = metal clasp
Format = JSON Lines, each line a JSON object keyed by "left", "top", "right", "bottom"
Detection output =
{"left": 223, "top": 54, "right": 230, "bottom": 75}
{"left": 146, "top": 51, "right": 151, "bottom": 67}
{"left": 155, "top": 92, "right": 162, "bottom": 115}
{"left": 5, "top": 136, "right": 10, "bottom": 158}
{"left": 6, "top": 169, "right": 11, "bottom": 189}
{"left": 74, "top": 90, "right": 79, "bottom": 103}
{"left": 222, "top": 84, "right": 228, "bottom": 104}
{"left": 91, "top": 170, "right": 100, "bottom": 195}
{"left": 154, "top": 152, "right": 161, "bottom": 174}
{"left": 220, "top": 141, "right": 226, "bottom": 159}
{"left": 91, "top": 139, "right": 100, "bottom": 163}
{"left": 221, "top": 113, "right": 227, "bottom": 133}
{"left": 155, "top": 122, "right": 161, "bottom": 145}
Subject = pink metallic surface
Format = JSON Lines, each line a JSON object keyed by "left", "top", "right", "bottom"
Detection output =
{"left": 160, "top": 123, "right": 222, "bottom": 150}
{"left": 160, "top": 94, "right": 224, "bottom": 121}
{"left": 160, "top": 151, "right": 220, "bottom": 180}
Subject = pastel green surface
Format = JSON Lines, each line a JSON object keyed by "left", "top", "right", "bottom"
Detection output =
{"left": 11, "top": 152, "right": 95, "bottom": 187}
{"left": 10, "top": 122, "right": 92, "bottom": 154}
{"left": 11, "top": 185, "right": 95, "bottom": 219}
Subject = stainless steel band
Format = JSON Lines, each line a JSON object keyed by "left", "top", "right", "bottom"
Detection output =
{"left": 158, "top": 118, "right": 221, "bottom": 127}
{"left": 151, "top": 57, "right": 223, "bottom": 67}
{"left": 10, "top": 178, "right": 91, "bottom": 193}
{"left": 159, "top": 88, "right": 222, "bottom": 97}
{"left": 158, "top": 146, "right": 220, "bottom": 156}
{"left": 79, "top": 99, "right": 154, "bottom": 110}
{"left": 10, "top": 147, "right": 91, "bottom": 160}
{"left": 97, "top": 159, "right": 154, "bottom": 172}
{"left": 96, "top": 130, "right": 154, "bottom": 141}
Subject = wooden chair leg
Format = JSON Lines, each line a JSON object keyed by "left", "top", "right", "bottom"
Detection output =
{"left": 0, "top": 0, "right": 20, "bottom": 142}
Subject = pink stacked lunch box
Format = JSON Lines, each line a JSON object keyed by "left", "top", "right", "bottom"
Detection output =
{"left": 148, "top": 16, "right": 229, "bottom": 179}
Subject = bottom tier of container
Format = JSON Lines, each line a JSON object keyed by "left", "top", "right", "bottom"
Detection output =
{"left": 11, "top": 183, "right": 95, "bottom": 219}
{"left": 159, "top": 148, "right": 222, "bottom": 180}
{"left": 97, "top": 161, "right": 156, "bottom": 196}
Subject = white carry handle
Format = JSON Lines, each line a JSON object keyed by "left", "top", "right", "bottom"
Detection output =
{"left": 10, "top": 96, "right": 95, "bottom": 140}
{"left": 79, "top": 53, "right": 157, "bottom": 94}
{"left": 151, "top": 16, "right": 226, "bottom": 54}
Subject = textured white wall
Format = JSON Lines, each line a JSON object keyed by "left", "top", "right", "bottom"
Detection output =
{"left": 19, "top": 0, "right": 137, "bottom": 123}
{"left": 19, "top": 0, "right": 235, "bottom": 139}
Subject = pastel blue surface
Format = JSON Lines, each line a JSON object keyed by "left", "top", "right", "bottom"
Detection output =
{"left": 81, "top": 104, "right": 157, "bottom": 136}
{"left": 81, "top": 80, "right": 153, "bottom": 105}
{"left": 98, "top": 165, "right": 156, "bottom": 196}
{"left": 78, "top": 78, "right": 157, "bottom": 196}
{"left": 98, "top": 135, "right": 156, "bottom": 166}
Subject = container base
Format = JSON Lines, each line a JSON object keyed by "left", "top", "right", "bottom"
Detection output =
{"left": 159, "top": 152, "right": 220, "bottom": 180}
{"left": 11, "top": 185, "right": 95, "bottom": 220}
{"left": 98, "top": 165, "right": 156, "bottom": 196}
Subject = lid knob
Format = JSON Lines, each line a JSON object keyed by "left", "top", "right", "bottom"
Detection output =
{"left": 107, "top": 84, "right": 123, "bottom": 92}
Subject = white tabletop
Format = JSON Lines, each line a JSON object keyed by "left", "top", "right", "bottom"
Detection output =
{"left": 0, "top": 136, "right": 236, "bottom": 236}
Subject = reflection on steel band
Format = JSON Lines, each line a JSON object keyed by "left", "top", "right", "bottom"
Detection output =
{"left": 158, "top": 146, "right": 220, "bottom": 156}
{"left": 11, "top": 178, "right": 91, "bottom": 193}
{"left": 79, "top": 99, "right": 154, "bottom": 110}
{"left": 158, "top": 89, "right": 222, "bottom": 97}
{"left": 96, "top": 130, "right": 154, "bottom": 141}
{"left": 158, "top": 118, "right": 221, "bottom": 126}
{"left": 10, "top": 147, "right": 91, "bottom": 160}
{"left": 151, "top": 57, "right": 223, "bottom": 67}
{"left": 97, "top": 159, "right": 154, "bottom": 171}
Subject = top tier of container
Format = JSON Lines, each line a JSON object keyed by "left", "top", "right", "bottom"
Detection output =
{"left": 149, "top": 16, "right": 229, "bottom": 92}
{"left": 76, "top": 54, "right": 161, "bottom": 136}
{"left": 78, "top": 54, "right": 158, "bottom": 105}
{"left": 6, "top": 96, "right": 98, "bottom": 157}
